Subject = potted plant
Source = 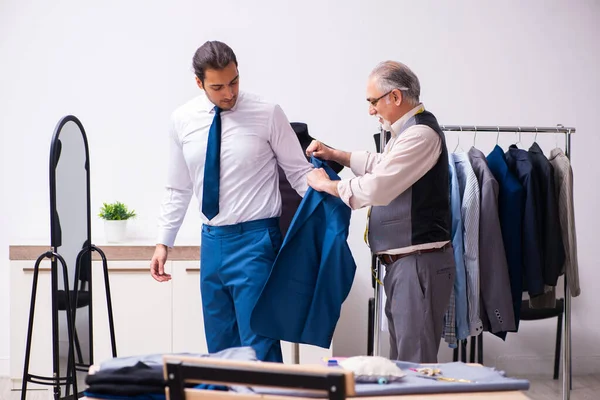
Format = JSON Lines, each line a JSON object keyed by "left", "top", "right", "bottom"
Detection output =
{"left": 98, "top": 201, "right": 137, "bottom": 243}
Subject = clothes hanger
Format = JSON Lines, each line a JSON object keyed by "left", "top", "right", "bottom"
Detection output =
{"left": 453, "top": 126, "right": 464, "bottom": 153}
{"left": 472, "top": 126, "right": 478, "bottom": 148}
{"left": 514, "top": 127, "right": 522, "bottom": 147}
{"left": 496, "top": 126, "right": 500, "bottom": 145}
{"left": 555, "top": 124, "right": 564, "bottom": 149}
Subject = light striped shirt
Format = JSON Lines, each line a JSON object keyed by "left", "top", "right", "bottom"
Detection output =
{"left": 453, "top": 152, "right": 483, "bottom": 336}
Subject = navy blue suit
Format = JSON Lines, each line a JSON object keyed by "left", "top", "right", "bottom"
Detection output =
{"left": 504, "top": 145, "right": 545, "bottom": 297}
{"left": 251, "top": 157, "right": 356, "bottom": 349}
{"left": 486, "top": 145, "right": 524, "bottom": 329}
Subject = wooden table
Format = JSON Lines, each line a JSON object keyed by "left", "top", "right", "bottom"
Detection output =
{"left": 83, "top": 356, "right": 531, "bottom": 400}
{"left": 85, "top": 391, "right": 530, "bottom": 399}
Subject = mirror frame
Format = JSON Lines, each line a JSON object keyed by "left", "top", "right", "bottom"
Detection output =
{"left": 49, "top": 115, "right": 92, "bottom": 251}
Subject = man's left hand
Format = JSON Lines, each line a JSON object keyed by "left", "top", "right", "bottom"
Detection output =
{"left": 307, "top": 168, "right": 339, "bottom": 197}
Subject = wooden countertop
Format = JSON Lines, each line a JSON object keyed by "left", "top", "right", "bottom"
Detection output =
{"left": 9, "top": 244, "right": 200, "bottom": 261}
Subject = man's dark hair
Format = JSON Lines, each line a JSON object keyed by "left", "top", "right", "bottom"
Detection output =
{"left": 192, "top": 41, "right": 238, "bottom": 83}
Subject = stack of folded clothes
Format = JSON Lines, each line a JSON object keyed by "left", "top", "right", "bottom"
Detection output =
{"left": 84, "top": 347, "right": 257, "bottom": 399}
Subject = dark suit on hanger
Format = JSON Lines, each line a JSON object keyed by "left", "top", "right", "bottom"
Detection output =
{"left": 468, "top": 148, "right": 515, "bottom": 338}
{"left": 278, "top": 123, "right": 344, "bottom": 237}
{"left": 505, "top": 145, "right": 545, "bottom": 298}
{"left": 527, "top": 142, "right": 566, "bottom": 308}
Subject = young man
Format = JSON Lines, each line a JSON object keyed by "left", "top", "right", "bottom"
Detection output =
{"left": 306, "top": 61, "right": 455, "bottom": 363}
{"left": 150, "top": 41, "right": 313, "bottom": 362}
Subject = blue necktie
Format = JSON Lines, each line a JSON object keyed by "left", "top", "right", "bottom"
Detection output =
{"left": 202, "top": 106, "right": 222, "bottom": 220}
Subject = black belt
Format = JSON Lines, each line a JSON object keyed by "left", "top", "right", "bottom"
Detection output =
{"left": 378, "top": 243, "right": 451, "bottom": 266}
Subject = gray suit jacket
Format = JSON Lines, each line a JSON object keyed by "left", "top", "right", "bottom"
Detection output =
{"left": 549, "top": 148, "right": 581, "bottom": 297}
{"left": 468, "top": 147, "right": 516, "bottom": 334}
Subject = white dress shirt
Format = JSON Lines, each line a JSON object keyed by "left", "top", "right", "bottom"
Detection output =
{"left": 157, "top": 91, "right": 313, "bottom": 247}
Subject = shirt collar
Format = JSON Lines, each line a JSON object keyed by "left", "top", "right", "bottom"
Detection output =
{"left": 199, "top": 91, "right": 244, "bottom": 113}
{"left": 529, "top": 142, "right": 544, "bottom": 154}
{"left": 389, "top": 103, "right": 425, "bottom": 137}
{"left": 549, "top": 147, "right": 564, "bottom": 160}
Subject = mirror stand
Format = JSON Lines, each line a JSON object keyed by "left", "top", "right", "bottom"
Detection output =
{"left": 20, "top": 115, "right": 118, "bottom": 400}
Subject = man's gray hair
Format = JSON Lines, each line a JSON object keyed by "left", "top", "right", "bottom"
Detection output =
{"left": 370, "top": 61, "right": 421, "bottom": 106}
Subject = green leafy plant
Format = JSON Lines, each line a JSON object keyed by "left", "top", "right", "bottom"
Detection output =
{"left": 98, "top": 201, "right": 137, "bottom": 221}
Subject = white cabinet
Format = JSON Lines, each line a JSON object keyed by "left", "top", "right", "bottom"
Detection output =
{"left": 91, "top": 261, "right": 173, "bottom": 364}
{"left": 10, "top": 260, "right": 54, "bottom": 386}
{"left": 170, "top": 261, "right": 208, "bottom": 355}
{"left": 9, "top": 245, "right": 333, "bottom": 387}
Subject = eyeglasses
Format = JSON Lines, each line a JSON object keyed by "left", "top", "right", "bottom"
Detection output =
{"left": 367, "top": 87, "right": 409, "bottom": 107}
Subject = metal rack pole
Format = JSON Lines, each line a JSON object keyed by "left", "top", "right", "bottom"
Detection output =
{"left": 563, "top": 129, "right": 573, "bottom": 400}
{"left": 439, "top": 125, "right": 575, "bottom": 134}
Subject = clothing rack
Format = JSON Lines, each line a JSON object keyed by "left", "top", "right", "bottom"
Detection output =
{"left": 372, "top": 124, "right": 575, "bottom": 400}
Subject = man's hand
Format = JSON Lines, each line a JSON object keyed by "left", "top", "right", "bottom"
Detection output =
{"left": 306, "top": 140, "right": 334, "bottom": 160}
{"left": 150, "top": 244, "right": 171, "bottom": 282}
{"left": 307, "top": 168, "right": 339, "bottom": 197}
{"left": 306, "top": 140, "right": 351, "bottom": 167}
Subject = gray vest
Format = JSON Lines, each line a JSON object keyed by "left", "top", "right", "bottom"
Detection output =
{"left": 368, "top": 110, "right": 451, "bottom": 253}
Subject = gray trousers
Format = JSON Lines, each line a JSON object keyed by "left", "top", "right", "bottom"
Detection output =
{"left": 384, "top": 245, "right": 455, "bottom": 363}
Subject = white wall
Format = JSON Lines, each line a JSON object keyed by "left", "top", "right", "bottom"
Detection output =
{"left": 0, "top": 92, "right": 8, "bottom": 374}
{"left": 2, "top": 0, "right": 599, "bottom": 376}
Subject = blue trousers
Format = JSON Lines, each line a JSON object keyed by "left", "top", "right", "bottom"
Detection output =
{"left": 200, "top": 217, "right": 283, "bottom": 362}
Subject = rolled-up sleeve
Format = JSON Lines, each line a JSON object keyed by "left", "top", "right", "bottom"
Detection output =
{"left": 337, "top": 126, "right": 441, "bottom": 210}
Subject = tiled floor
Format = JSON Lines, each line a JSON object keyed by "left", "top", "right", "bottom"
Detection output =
{"left": 1, "top": 374, "right": 87, "bottom": 400}
{"left": 2, "top": 374, "right": 599, "bottom": 399}
{"left": 515, "top": 374, "right": 600, "bottom": 400}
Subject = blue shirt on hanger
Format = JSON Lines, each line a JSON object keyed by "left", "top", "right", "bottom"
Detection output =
{"left": 445, "top": 156, "right": 469, "bottom": 345}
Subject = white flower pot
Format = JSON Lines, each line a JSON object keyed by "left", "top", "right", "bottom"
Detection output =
{"left": 104, "top": 220, "right": 128, "bottom": 243}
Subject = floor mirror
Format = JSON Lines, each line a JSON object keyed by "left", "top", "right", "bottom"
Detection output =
{"left": 21, "top": 115, "right": 117, "bottom": 400}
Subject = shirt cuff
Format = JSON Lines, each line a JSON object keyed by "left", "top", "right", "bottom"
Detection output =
{"left": 470, "top": 321, "right": 484, "bottom": 336}
{"left": 337, "top": 179, "right": 353, "bottom": 208}
{"left": 156, "top": 229, "right": 178, "bottom": 248}
{"left": 350, "top": 151, "right": 370, "bottom": 176}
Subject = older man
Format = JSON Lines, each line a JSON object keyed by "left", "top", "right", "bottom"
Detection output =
{"left": 306, "top": 61, "right": 455, "bottom": 363}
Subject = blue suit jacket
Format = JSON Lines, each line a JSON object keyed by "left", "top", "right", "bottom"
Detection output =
{"left": 486, "top": 145, "right": 524, "bottom": 329}
{"left": 250, "top": 157, "right": 356, "bottom": 349}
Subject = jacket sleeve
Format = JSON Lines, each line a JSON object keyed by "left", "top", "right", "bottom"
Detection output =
{"left": 521, "top": 170, "right": 545, "bottom": 297}
{"left": 478, "top": 176, "right": 516, "bottom": 333}
{"left": 541, "top": 165, "right": 565, "bottom": 286}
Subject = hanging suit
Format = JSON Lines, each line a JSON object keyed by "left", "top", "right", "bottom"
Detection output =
{"left": 548, "top": 148, "right": 581, "bottom": 297}
{"left": 486, "top": 145, "right": 524, "bottom": 329}
{"left": 527, "top": 143, "right": 566, "bottom": 309}
{"left": 251, "top": 157, "right": 356, "bottom": 349}
{"left": 505, "top": 145, "right": 545, "bottom": 298}
{"left": 468, "top": 147, "right": 515, "bottom": 338}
